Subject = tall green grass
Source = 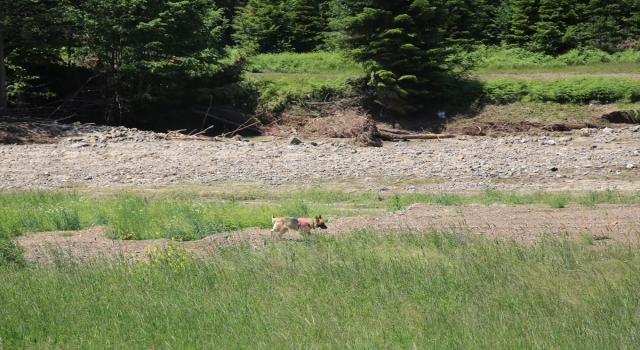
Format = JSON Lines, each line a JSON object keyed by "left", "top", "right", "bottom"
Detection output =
{"left": 245, "top": 74, "right": 359, "bottom": 112}
{"left": 472, "top": 46, "right": 640, "bottom": 71}
{"left": 1, "top": 230, "right": 639, "bottom": 348}
{"left": 2, "top": 189, "right": 640, "bottom": 242}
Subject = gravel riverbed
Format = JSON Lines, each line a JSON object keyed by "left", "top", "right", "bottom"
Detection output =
{"left": 2, "top": 125, "right": 640, "bottom": 192}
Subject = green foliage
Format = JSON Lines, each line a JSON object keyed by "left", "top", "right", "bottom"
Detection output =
{"left": 508, "top": 0, "right": 539, "bottom": 48}
{"left": 104, "top": 196, "right": 274, "bottom": 240}
{"left": 77, "top": 0, "right": 228, "bottom": 108}
{"left": 483, "top": 78, "right": 531, "bottom": 104}
{"left": 546, "top": 193, "right": 571, "bottom": 208}
{"left": 334, "top": 0, "right": 470, "bottom": 114}
{"left": 387, "top": 194, "right": 402, "bottom": 212}
{"left": 233, "top": 0, "right": 328, "bottom": 53}
{"left": 580, "top": 0, "right": 640, "bottom": 53}
{"left": 578, "top": 233, "right": 594, "bottom": 246}
{"left": 531, "top": 0, "right": 580, "bottom": 55}
{"left": 140, "top": 239, "right": 195, "bottom": 271}
{"left": 2, "top": 232, "right": 640, "bottom": 347}
{"left": 474, "top": 46, "right": 640, "bottom": 70}
{"left": 0, "top": 238, "right": 26, "bottom": 267}
{"left": 482, "top": 77, "right": 640, "bottom": 104}
{"left": 248, "top": 51, "right": 362, "bottom": 74}
{"left": 247, "top": 74, "right": 358, "bottom": 112}
{"left": 443, "top": 0, "right": 487, "bottom": 47}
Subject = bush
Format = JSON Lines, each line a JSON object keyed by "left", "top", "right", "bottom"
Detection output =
{"left": 482, "top": 77, "right": 640, "bottom": 104}
{"left": 0, "top": 238, "right": 26, "bottom": 267}
{"left": 483, "top": 78, "right": 531, "bottom": 104}
{"left": 248, "top": 52, "right": 362, "bottom": 74}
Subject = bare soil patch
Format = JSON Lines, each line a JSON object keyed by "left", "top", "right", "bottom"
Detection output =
{"left": 16, "top": 203, "right": 640, "bottom": 263}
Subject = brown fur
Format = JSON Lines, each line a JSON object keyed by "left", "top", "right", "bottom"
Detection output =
{"left": 270, "top": 214, "right": 327, "bottom": 240}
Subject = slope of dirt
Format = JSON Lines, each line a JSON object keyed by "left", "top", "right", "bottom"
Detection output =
{"left": 16, "top": 203, "right": 640, "bottom": 263}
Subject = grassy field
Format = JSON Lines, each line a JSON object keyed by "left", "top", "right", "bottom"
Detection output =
{"left": 2, "top": 228, "right": 639, "bottom": 348}
{"left": 2, "top": 185, "right": 640, "bottom": 348}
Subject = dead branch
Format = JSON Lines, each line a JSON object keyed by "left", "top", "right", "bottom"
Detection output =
{"left": 191, "top": 108, "right": 262, "bottom": 134}
{"left": 220, "top": 121, "right": 260, "bottom": 138}
{"left": 200, "top": 95, "right": 214, "bottom": 132}
{"left": 49, "top": 74, "right": 99, "bottom": 120}
{"left": 193, "top": 125, "right": 214, "bottom": 137}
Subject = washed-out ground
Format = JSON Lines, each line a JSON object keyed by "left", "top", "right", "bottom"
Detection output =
{"left": 4, "top": 122, "right": 640, "bottom": 262}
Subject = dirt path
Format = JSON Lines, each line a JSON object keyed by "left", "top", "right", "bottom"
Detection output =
{"left": 16, "top": 203, "right": 640, "bottom": 263}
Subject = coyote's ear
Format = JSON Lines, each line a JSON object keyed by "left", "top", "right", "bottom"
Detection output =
{"left": 318, "top": 215, "right": 322, "bottom": 219}
{"left": 272, "top": 214, "right": 276, "bottom": 218}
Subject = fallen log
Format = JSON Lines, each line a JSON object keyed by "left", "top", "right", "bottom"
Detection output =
{"left": 377, "top": 127, "right": 416, "bottom": 134}
{"left": 380, "top": 132, "right": 457, "bottom": 140}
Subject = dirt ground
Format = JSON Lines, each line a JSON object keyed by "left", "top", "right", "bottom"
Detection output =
{"left": 16, "top": 203, "right": 640, "bottom": 263}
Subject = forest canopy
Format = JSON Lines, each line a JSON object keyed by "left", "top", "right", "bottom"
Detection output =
{"left": 1, "top": 0, "right": 639, "bottom": 120}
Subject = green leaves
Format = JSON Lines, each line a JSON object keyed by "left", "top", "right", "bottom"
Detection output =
{"left": 233, "top": 0, "right": 327, "bottom": 53}
{"left": 337, "top": 0, "right": 467, "bottom": 114}
{"left": 74, "top": 0, "right": 229, "bottom": 107}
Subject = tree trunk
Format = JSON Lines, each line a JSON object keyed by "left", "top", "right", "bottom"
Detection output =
{"left": 0, "top": 28, "right": 7, "bottom": 116}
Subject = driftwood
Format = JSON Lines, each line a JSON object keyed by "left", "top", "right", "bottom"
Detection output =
{"left": 377, "top": 127, "right": 415, "bottom": 134}
{"left": 160, "top": 129, "right": 221, "bottom": 141}
{"left": 380, "top": 133, "right": 457, "bottom": 140}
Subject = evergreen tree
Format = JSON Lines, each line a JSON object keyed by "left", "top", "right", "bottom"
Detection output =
{"left": 288, "top": 0, "right": 325, "bottom": 52}
{"left": 508, "top": 0, "right": 539, "bottom": 47}
{"left": 334, "top": 0, "right": 466, "bottom": 114}
{"left": 622, "top": 0, "right": 640, "bottom": 49}
{"left": 531, "top": 0, "right": 579, "bottom": 54}
{"left": 0, "top": 0, "right": 64, "bottom": 114}
{"left": 482, "top": 0, "right": 513, "bottom": 46}
{"left": 443, "top": 0, "right": 486, "bottom": 48}
{"left": 581, "top": 0, "right": 640, "bottom": 52}
{"left": 233, "top": 0, "right": 292, "bottom": 53}
{"left": 77, "top": 0, "right": 227, "bottom": 112}
{"left": 233, "top": 0, "right": 327, "bottom": 53}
